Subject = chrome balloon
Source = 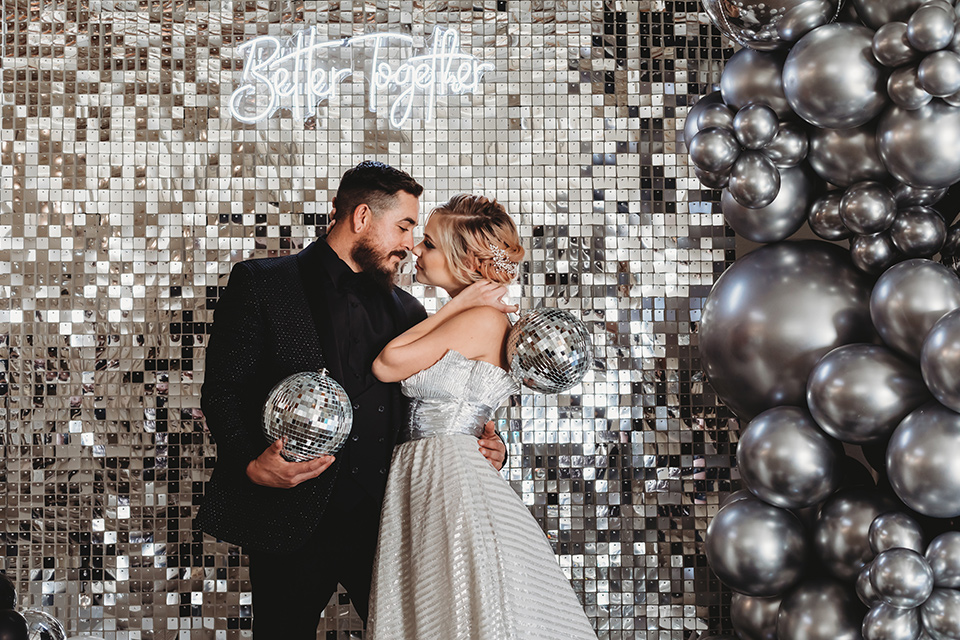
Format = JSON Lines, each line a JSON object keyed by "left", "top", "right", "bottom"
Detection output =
{"left": 873, "top": 21, "right": 924, "bottom": 68}
{"left": 776, "top": 577, "right": 868, "bottom": 640}
{"left": 870, "top": 548, "right": 935, "bottom": 608}
{"left": 888, "top": 65, "right": 934, "bottom": 111}
{"left": 921, "top": 589, "right": 960, "bottom": 640}
{"left": 807, "top": 122, "right": 889, "bottom": 187}
{"left": 808, "top": 191, "right": 853, "bottom": 240}
{"left": 721, "top": 48, "right": 793, "bottom": 118}
{"left": 762, "top": 121, "right": 809, "bottom": 167}
{"left": 814, "top": 487, "right": 898, "bottom": 582}
{"left": 852, "top": 0, "right": 925, "bottom": 30}
{"left": 858, "top": 563, "right": 882, "bottom": 607}
{"left": 728, "top": 151, "right": 782, "bottom": 209}
{"left": 734, "top": 103, "right": 780, "bottom": 149}
{"left": 869, "top": 512, "right": 926, "bottom": 555}
{"left": 919, "top": 50, "right": 960, "bottom": 98}
{"left": 877, "top": 100, "right": 960, "bottom": 189}
{"left": 862, "top": 603, "right": 922, "bottom": 640}
{"left": 699, "top": 102, "right": 737, "bottom": 132}
{"left": 851, "top": 232, "right": 901, "bottom": 275}
{"left": 890, "top": 206, "right": 947, "bottom": 257}
{"left": 923, "top": 309, "right": 960, "bottom": 413}
{"left": 926, "top": 532, "right": 960, "bottom": 588}
{"left": 689, "top": 127, "right": 741, "bottom": 174}
{"left": 684, "top": 91, "right": 724, "bottom": 148}
{"left": 701, "top": 0, "right": 842, "bottom": 51}
{"left": 894, "top": 183, "right": 947, "bottom": 207}
{"left": 907, "top": 4, "right": 957, "bottom": 53}
{"left": 841, "top": 181, "right": 898, "bottom": 235}
{"left": 732, "top": 592, "right": 782, "bottom": 640}
{"left": 721, "top": 164, "right": 814, "bottom": 243}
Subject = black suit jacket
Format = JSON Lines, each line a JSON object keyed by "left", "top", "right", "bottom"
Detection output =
{"left": 193, "top": 241, "right": 426, "bottom": 553}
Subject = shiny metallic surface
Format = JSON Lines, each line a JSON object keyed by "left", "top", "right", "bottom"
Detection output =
{"left": 870, "top": 548, "right": 935, "bottom": 609}
{"left": 921, "top": 308, "right": 960, "bottom": 413}
{"left": 807, "top": 122, "right": 889, "bottom": 188}
{"left": 840, "top": 181, "right": 898, "bottom": 236}
{"left": 873, "top": 22, "right": 924, "bottom": 69}
{"left": 701, "top": 0, "right": 841, "bottom": 51}
{"left": 0, "top": 0, "right": 747, "bottom": 637}
{"left": 868, "top": 512, "right": 926, "bottom": 555}
{"left": 862, "top": 603, "right": 922, "bottom": 640}
{"left": 890, "top": 206, "right": 947, "bottom": 258}
{"left": 877, "top": 100, "right": 960, "bottom": 189}
{"left": 925, "top": 532, "right": 960, "bottom": 588}
{"left": 262, "top": 370, "right": 353, "bottom": 461}
{"left": 730, "top": 592, "right": 781, "bottom": 640}
{"left": 887, "top": 402, "right": 960, "bottom": 518}
{"left": 775, "top": 577, "right": 867, "bottom": 640}
{"left": 921, "top": 589, "right": 960, "bottom": 640}
{"left": 814, "top": 487, "right": 898, "bottom": 582}
{"left": 808, "top": 192, "right": 853, "bottom": 241}
{"left": 721, "top": 164, "right": 812, "bottom": 242}
{"left": 506, "top": 308, "right": 592, "bottom": 394}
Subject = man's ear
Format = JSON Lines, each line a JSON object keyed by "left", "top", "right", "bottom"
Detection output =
{"left": 351, "top": 204, "right": 371, "bottom": 233}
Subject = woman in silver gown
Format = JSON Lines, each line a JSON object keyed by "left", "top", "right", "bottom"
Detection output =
{"left": 368, "top": 194, "right": 597, "bottom": 639}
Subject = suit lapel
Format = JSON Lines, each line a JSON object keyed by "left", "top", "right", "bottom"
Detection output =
{"left": 295, "top": 241, "right": 345, "bottom": 384}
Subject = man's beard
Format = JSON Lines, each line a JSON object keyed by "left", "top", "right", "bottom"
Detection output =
{"left": 351, "top": 237, "right": 405, "bottom": 291}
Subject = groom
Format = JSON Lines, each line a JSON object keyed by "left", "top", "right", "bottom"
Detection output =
{"left": 194, "top": 161, "right": 509, "bottom": 638}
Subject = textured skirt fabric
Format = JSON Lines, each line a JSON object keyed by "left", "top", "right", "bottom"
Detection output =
{"left": 368, "top": 434, "right": 597, "bottom": 640}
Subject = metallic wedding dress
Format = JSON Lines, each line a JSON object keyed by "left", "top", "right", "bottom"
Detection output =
{"left": 368, "top": 349, "right": 597, "bottom": 640}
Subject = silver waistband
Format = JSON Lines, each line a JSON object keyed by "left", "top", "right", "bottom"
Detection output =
{"left": 397, "top": 398, "right": 494, "bottom": 443}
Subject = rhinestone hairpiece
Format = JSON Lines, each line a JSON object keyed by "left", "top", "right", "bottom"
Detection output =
{"left": 489, "top": 243, "right": 518, "bottom": 277}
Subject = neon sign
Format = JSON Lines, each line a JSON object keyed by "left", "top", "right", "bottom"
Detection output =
{"left": 229, "top": 26, "right": 494, "bottom": 128}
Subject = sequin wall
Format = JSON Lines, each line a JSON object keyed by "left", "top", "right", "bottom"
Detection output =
{"left": 0, "top": 1, "right": 739, "bottom": 638}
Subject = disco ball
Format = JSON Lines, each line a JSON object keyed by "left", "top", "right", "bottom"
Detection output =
{"left": 21, "top": 609, "right": 66, "bottom": 640}
{"left": 262, "top": 369, "right": 353, "bottom": 461}
{"left": 506, "top": 308, "right": 593, "bottom": 393}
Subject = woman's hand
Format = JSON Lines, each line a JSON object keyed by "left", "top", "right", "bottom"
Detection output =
{"left": 454, "top": 281, "right": 518, "bottom": 314}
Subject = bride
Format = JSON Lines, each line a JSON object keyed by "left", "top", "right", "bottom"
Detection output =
{"left": 368, "top": 194, "right": 597, "bottom": 639}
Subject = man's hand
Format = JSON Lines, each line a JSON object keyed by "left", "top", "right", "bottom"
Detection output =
{"left": 246, "top": 438, "right": 335, "bottom": 488}
{"left": 454, "top": 281, "right": 519, "bottom": 315}
{"left": 478, "top": 421, "right": 507, "bottom": 471}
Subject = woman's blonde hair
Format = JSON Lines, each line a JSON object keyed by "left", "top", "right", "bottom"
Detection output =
{"left": 428, "top": 194, "right": 524, "bottom": 286}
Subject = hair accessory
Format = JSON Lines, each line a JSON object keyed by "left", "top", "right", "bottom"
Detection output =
{"left": 488, "top": 243, "right": 519, "bottom": 277}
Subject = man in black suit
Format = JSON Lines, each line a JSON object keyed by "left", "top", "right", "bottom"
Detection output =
{"left": 194, "top": 161, "right": 508, "bottom": 638}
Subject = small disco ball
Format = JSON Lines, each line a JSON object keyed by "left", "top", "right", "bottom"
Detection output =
{"left": 22, "top": 608, "right": 66, "bottom": 640}
{"left": 507, "top": 308, "right": 593, "bottom": 393}
{"left": 262, "top": 369, "right": 353, "bottom": 462}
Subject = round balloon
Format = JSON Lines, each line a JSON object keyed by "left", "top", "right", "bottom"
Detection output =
{"left": 0, "top": 610, "right": 27, "bottom": 640}
{"left": 887, "top": 401, "right": 960, "bottom": 518}
{"left": 809, "top": 191, "right": 853, "bottom": 240}
{"left": 858, "top": 563, "right": 882, "bottom": 607}
{"left": 890, "top": 206, "right": 947, "bottom": 257}
{"left": 721, "top": 164, "right": 815, "bottom": 243}
{"left": 894, "top": 183, "right": 948, "bottom": 207}
{"left": 921, "top": 308, "right": 960, "bottom": 413}
{"left": 926, "top": 531, "right": 960, "bottom": 587}
{"left": 705, "top": 497, "right": 808, "bottom": 597}
{"left": 907, "top": 4, "right": 956, "bottom": 53}
{"left": 807, "top": 122, "right": 889, "bottom": 187}
{"left": 870, "top": 258, "right": 960, "bottom": 360}
{"left": 0, "top": 574, "right": 14, "bottom": 612}
{"left": 685, "top": 91, "right": 725, "bottom": 148}
{"left": 721, "top": 48, "right": 793, "bottom": 118}
{"left": 737, "top": 406, "right": 843, "bottom": 509}
{"left": 732, "top": 592, "right": 782, "bottom": 640}
{"left": 877, "top": 100, "right": 960, "bottom": 189}
{"left": 20, "top": 610, "right": 65, "bottom": 640}
{"left": 862, "top": 603, "right": 921, "bottom": 640}
{"left": 690, "top": 127, "right": 742, "bottom": 174}
{"left": 815, "top": 487, "right": 898, "bottom": 582}
{"left": 869, "top": 512, "right": 926, "bottom": 554}
{"left": 870, "top": 547, "right": 935, "bottom": 608}
{"left": 778, "top": 0, "right": 841, "bottom": 43}
{"left": 840, "top": 181, "right": 897, "bottom": 235}
{"left": 873, "top": 21, "right": 924, "bottom": 68}
{"left": 700, "top": 241, "right": 874, "bottom": 420}
{"left": 921, "top": 589, "right": 960, "bottom": 640}
{"left": 783, "top": 23, "right": 888, "bottom": 129}
{"left": 734, "top": 103, "right": 780, "bottom": 149}
{"left": 701, "top": 0, "right": 841, "bottom": 51}
{"left": 728, "top": 151, "right": 782, "bottom": 209}
{"left": 850, "top": 232, "right": 902, "bottom": 275}
{"left": 762, "top": 121, "right": 809, "bottom": 167}
{"left": 776, "top": 577, "right": 867, "bottom": 640}
{"left": 852, "top": 0, "right": 925, "bottom": 29}
{"left": 807, "top": 343, "right": 930, "bottom": 443}
{"left": 887, "top": 64, "right": 934, "bottom": 111}
{"left": 919, "top": 50, "right": 960, "bottom": 98}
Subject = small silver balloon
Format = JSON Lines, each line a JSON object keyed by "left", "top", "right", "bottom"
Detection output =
{"left": 728, "top": 151, "right": 782, "bottom": 209}
{"left": 871, "top": 258, "right": 960, "bottom": 359}
{"left": 732, "top": 592, "right": 782, "bottom": 640}
{"left": 705, "top": 496, "right": 808, "bottom": 597}
{"left": 874, "top": 21, "right": 924, "bottom": 68}
{"left": 921, "top": 589, "right": 960, "bottom": 640}
{"left": 21, "top": 609, "right": 66, "bottom": 640}
{"left": 853, "top": 0, "right": 925, "bottom": 29}
{"left": 737, "top": 406, "right": 843, "bottom": 509}
{"left": 720, "top": 48, "right": 793, "bottom": 119}
{"left": 776, "top": 577, "right": 868, "bottom": 640}
{"left": 841, "top": 182, "right": 898, "bottom": 235}
{"left": 734, "top": 103, "right": 781, "bottom": 149}
{"left": 263, "top": 369, "right": 353, "bottom": 461}
{"left": 685, "top": 91, "right": 725, "bottom": 148}
{"left": 721, "top": 164, "right": 814, "bottom": 243}
{"left": 871, "top": 547, "right": 936, "bottom": 608}
{"left": 926, "top": 532, "right": 960, "bottom": 588}
{"left": 506, "top": 307, "right": 593, "bottom": 393}
{"left": 919, "top": 50, "right": 960, "bottom": 97}
{"left": 890, "top": 206, "right": 947, "bottom": 257}
{"left": 859, "top": 563, "right": 883, "bottom": 607}
{"left": 877, "top": 100, "right": 960, "bottom": 189}
{"left": 695, "top": 166, "right": 732, "bottom": 189}
{"left": 690, "top": 127, "right": 742, "bottom": 174}
{"left": 907, "top": 4, "right": 957, "bottom": 53}
{"left": 887, "top": 401, "right": 960, "bottom": 517}
{"left": 809, "top": 191, "right": 853, "bottom": 240}
{"left": 851, "top": 232, "right": 902, "bottom": 275}
{"left": 888, "top": 64, "right": 935, "bottom": 111}
{"left": 807, "top": 122, "right": 889, "bottom": 188}
{"left": 923, "top": 309, "right": 960, "bottom": 413}
{"left": 778, "top": 0, "right": 836, "bottom": 42}
{"left": 862, "top": 603, "right": 922, "bottom": 640}
{"left": 783, "top": 23, "right": 888, "bottom": 129}
{"left": 807, "top": 343, "right": 929, "bottom": 444}
{"left": 699, "top": 102, "right": 737, "bottom": 132}
{"left": 815, "top": 487, "right": 898, "bottom": 582}
{"left": 894, "top": 183, "right": 948, "bottom": 207}
{"left": 869, "top": 512, "right": 926, "bottom": 555}
{"left": 762, "top": 121, "right": 809, "bottom": 167}
{"left": 942, "top": 223, "right": 960, "bottom": 256}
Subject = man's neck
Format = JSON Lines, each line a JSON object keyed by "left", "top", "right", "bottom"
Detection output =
{"left": 324, "top": 229, "right": 361, "bottom": 273}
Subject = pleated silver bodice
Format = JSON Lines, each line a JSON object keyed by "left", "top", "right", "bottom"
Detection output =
{"left": 398, "top": 350, "right": 519, "bottom": 443}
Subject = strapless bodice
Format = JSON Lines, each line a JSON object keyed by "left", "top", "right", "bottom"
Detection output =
{"left": 398, "top": 350, "right": 519, "bottom": 443}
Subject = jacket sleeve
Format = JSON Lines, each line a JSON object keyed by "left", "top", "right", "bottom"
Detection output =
{"left": 200, "top": 262, "right": 267, "bottom": 479}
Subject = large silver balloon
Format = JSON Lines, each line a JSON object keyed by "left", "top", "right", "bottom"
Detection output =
{"left": 701, "top": 0, "right": 842, "bottom": 51}
{"left": 870, "top": 258, "right": 960, "bottom": 360}
{"left": 851, "top": 232, "right": 901, "bottom": 275}
{"left": 762, "top": 121, "right": 809, "bottom": 167}
{"left": 919, "top": 50, "right": 960, "bottom": 98}
{"left": 778, "top": 0, "right": 838, "bottom": 43}
{"left": 721, "top": 48, "right": 793, "bottom": 118}
{"left": 907, "top": 4, "right": 957, "bottom": 53}
{"left": 859, "top": 563, "right": 883, "bottom": 607}
{"left": 869, "top": 512, "right": 926, "bottom": 554}
{"left": 737, "top": 406, "right": 842, "bottom": 509}
{"left": 852, "top": 0, "right": 925, "bottom": 30}
{"left": 735, "top": 103, "right": 780, "bottom": 149}
{"left": 815, "top": 487, "right": 898, "bottom": 582}
{"left": 873, "top": 22, "right": 924, "bottom": 68}
{"left": 942, "top": 223, "right": 960, "bottom": 256}
{"left": 506, "top": 307, "right": 593, "bottom": 393}
{"left": 887, "top": 401, "right": 960, "bottom": 518}
{"left": 700, "top": 241, "right": 874, "bottom": 419}
{"left": 705, "top": 496, "right": 808, "bottom": 597}
{"left": 732, "top": 592, "right": 782, "bottom": 640}
{"left": 263, "top": 368, "right": 353, "bottom": 461}
{"left": 921, "top": 308, "right": 960, "bottom": 413}
{"left": 926, "top": 532, "right": 960, "bottom": 588}
{"left": 685, "top": 91, "right": 725, "bottom": 148}
{"left": 721, "top": 164, "right": 815, "bottom": 243}
{"left": 862, "top": 603, "right": 922, "bottom": 640}
{"left": 776, "top": 577, "right": 868, "bottom": 640}
{"left": 696, "top": 166, "right": 731, "bottom": 190}
{"left": 893, "top": 183, "right": 947, "bottom": 207}
{"left": 841, "top": 181, "right": 898, "bottom": 235}
{"left": 809, "top": 191, "right": 853, "bottom": 240}
{"left": 807, "top": 343, "right": 930, "bottom": 443}
{"left": 699, "top": 102, "right": 737, "bottom": 132}
{"left": 890, "top": 206, "right": 947, "bottom": 257}
{"left": 888, "top": 65, "right": 935, "bottom": 111}
{"left": 690, "top": 127, "right": 742, "bottom": 174}
{"left": 783, "top": 23, "right": 889, "bottom": 129}
{"left": 877, "top": 100, "right": 960, "bottom": 189}
{"left": 807, "top": 122, "right": 889, "bottom": 187}
{"left": 729, "top": 151, "right": 782, "bottom": 209}
{"left": 921, "top": 589, "right": 960, "bottom": 640}
{"left": 871, "top": 547, "right": 936, "bottom": 608}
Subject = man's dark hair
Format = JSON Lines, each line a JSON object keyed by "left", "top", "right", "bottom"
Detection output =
{"left": 332, "top": 161, "right": 424, "bottom": 224}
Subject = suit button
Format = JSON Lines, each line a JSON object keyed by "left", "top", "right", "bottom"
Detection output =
{"left": 352, "top": 467, "right": 359, "bottom": 475}
{"left": 378, "top": 437, "right": 385, "bottom": 443}
{"left": 379, "top": 467, "right": 387, "bottom": 475}
{"left": 378, "top": 405, "right": 385, "bottom": 413}
{"left": 353, "top": 403, "right": 360, "bottom": 410}
{"left": 351, "top": 434, "right": 359, "bottom": 442}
